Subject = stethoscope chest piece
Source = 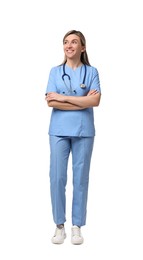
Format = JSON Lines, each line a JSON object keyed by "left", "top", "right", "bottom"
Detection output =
{"left": 80, "top": 84, "right": 86, "bottom": 89}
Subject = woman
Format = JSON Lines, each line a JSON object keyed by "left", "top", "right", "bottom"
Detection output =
{"left": 45, "top": 30, "right": 101, "bottom": 245}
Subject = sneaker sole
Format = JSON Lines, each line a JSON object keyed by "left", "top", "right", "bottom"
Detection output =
{"left": 71, "top": 239, "right": 83, "bottom": 245}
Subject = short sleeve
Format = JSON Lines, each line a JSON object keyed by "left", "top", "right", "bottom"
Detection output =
{"left": 90, "top": 68, "right": 101, "bottom": 93}
{"left": 45, "top": 67, "right": 57, "bottom": 94}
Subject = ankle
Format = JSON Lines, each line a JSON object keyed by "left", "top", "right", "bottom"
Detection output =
{"left": 57, "top": 224, "right": 64, "bottom": 229}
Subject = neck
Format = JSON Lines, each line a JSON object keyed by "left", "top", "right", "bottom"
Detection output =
{"left": 66, "top": 59, "right": 82, "bottom": 69}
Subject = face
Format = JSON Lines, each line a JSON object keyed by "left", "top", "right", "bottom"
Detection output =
{"left": 63, "top": 34, "right": 85, "bottom": 60}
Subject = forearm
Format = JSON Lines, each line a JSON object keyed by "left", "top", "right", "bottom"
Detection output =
{"left": 47, "top": 101, "right": 84, "bottom": 110}
{"left": 64, "top": 93, "right": 101, "bottom": 108}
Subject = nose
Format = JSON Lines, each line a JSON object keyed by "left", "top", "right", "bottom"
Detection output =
{"left": 67, "top": 42, "right": 72, "bottom": 48}
{"left": 66, "top": 41, "right": 72, "bottom": 47}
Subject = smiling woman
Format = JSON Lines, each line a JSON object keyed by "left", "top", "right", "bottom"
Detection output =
{"left": 45, "top": 30, "right": 101, "bottom": 245}
{"left": 63, "top": 34, "right": 85, "bottom": 64}
{"left": 62, "top": 30, "right": 89, "bottom": 68}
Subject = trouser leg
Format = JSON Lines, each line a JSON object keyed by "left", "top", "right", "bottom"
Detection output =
{"left": 49, "top": 136, "right": 70, "bottom": 225}
{"left": 71, "top": 137, "right": 94, "bottom": 227}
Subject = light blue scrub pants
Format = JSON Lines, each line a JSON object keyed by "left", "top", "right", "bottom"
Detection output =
{"left": 49, "top": 135, "right": 94, "bottom": 227}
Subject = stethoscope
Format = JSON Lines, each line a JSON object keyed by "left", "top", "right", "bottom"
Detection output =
{"left": 62, "top": 63, "right": 87, "bottom": 94}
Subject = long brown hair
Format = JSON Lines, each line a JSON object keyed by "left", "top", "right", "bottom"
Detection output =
{"left": 61, "top": 30, "right": 91, "bottom": 66}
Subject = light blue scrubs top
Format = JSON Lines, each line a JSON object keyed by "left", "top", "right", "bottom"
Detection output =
{"left": 45, "top": 64, "right": 101, "bottom": 137}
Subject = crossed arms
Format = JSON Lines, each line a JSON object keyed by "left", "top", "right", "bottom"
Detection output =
{"left": 45, "top": 90, "right": 101, "bottom": 110}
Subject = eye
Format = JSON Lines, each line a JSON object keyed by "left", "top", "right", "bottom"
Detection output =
{"left": 72, "top": 40, "right": 78, "bottom": 44}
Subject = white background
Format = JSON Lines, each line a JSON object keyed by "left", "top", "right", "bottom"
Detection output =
{"left": 0, "top": 0, "right": 143, "bottom": 259}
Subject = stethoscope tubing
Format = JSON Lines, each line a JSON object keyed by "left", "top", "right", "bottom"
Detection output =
{"left": 62, "top": 63, "right": 87, "bottom": 90}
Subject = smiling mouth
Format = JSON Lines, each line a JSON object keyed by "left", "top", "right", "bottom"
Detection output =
{"left": 66, "top": 50, "right": 74, "bottom": 53}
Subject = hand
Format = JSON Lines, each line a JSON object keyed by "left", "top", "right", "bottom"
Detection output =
{"left": 87, "top": 89, "right": 99, "bottom": 96}
{"left": 45, "top": 92, "right": 66, "bottom": 102}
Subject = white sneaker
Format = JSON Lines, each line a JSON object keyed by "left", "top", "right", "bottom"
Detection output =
{"left": 51, "top": 226, "right": 66, "bottom": 244}
{"left": 71, "top": 225, "right": 84, "bottom": 245}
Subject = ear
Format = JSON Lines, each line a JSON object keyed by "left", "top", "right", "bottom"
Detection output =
{"left": 81, "top": 47, "right": 86, "bottom": 52}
